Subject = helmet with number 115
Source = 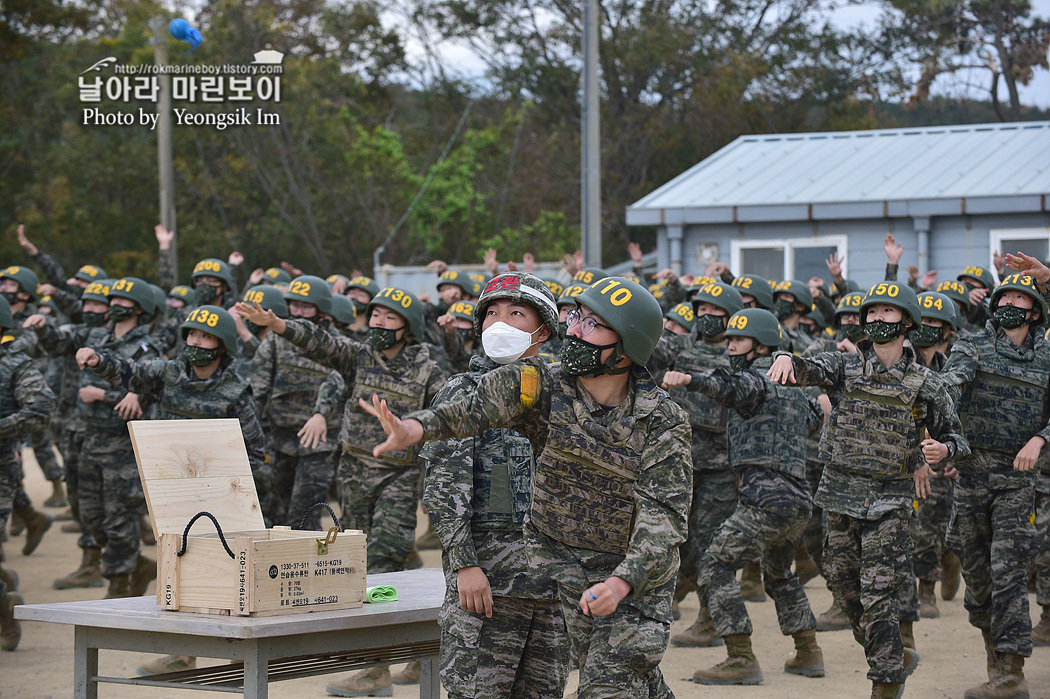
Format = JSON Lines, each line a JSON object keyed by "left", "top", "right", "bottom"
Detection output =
{"left": 181, "top": 305, "right": 238, "bottom": 354}
{"left": 574, "top": 276, "right": 662, "bottom": 365}
{"left": 283, "top": 275, "right": 333, "bottom": 315}
{"left": 368, "top": 287, "right": 426, "bottom": 343}
{"left": 724, "top": 308, "right": 783, "bottom": 349}
{"left": 573, "top": 267, "right": 607, "bottom": 286}
{"left": 989, "top": 273, "right": 1048, "bottom": 326}
{"left": 859, "top": 281, "right": 921, "bottom": 327}
{"left": 473, "top": 272, "right": 558, "bottom": 339}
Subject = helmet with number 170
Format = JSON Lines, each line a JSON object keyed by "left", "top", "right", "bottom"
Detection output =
{"left": 731, "top": 274, "right": 774, "bottom": 310}
{"left": 989, "top": 273, "right": 1048, "bottom": 326}
{"left": 181, "top": 305, "right": 239, "bottom": 354}
{"left": 368, "top": 287, "right": 426, "bottom": 343}
{"left": 283, "top": 275, "right": 333, "bottom": 315}
{"left": 574, "top": 276, "right": 663, "bottom": 365}
{"left": 473, "top": 272, "right": 558, "bottom": 339}
{"left": 724, "top": 308, "right": 783, "bottom": 349}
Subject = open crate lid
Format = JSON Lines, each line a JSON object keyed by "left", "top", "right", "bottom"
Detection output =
{"left": 129, "top": 418, "right": 265, "bottom": 539}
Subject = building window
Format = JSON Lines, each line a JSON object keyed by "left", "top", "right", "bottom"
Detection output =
{"left": 730, "top": 236, "right": 848, "bottom": 287}
{"left": 990, "top": 229, "right": 1050, "bottom": 282}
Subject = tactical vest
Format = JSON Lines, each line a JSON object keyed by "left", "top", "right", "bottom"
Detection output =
{"left": 530, "top": 368, "right": 648, "bottom": 555}
{"left": 727, "top": 361, "right": 809, "bottom": 481}
{"left": 669, "top": 342, "right": 729, "bottom": 432}
{"left": 344, "top": 345, "right": 434, "bottom": 466}
{"left": 157, "top": 360, "right": 249, "bottom": 420}
{"left": 819, "top": 352, "right": 929, "bottom": 479}
{"left": 0, "top": 349, "right": 31, "bottom": 450}
{"left": 79, "top": 325, "right": 155, "bottom": 430}
{"left": 267, "top": 336, "right": 334, "bottom": 429}
{"left": 959, "top": 331, "right": 1050, "bottom": 454}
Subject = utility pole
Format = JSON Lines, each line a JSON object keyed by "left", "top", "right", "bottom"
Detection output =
{"left": 581, "top": 0, "right": 601, "bottom": 267}
{"left": 152, "top": 17, "right": 178, "bottom": 272}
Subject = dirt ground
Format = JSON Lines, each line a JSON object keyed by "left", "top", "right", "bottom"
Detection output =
{"left": 2, "top": 450, "right": 1048, "bottom": 699}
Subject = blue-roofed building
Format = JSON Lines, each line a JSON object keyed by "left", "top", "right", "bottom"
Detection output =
{"left": 626, "top": 121, "right": 1050, "bottom": 289}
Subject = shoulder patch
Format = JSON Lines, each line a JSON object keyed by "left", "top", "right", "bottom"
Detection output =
{"left": 0, "top": 335, "right": 14, "bottom": 345}
{"left": 520, "top": 364, "right": 540, "bottom": 407}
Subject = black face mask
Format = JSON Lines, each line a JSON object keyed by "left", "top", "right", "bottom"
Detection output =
{"left": 456, "top": 328, "right": 474, "bottom": 345}
{"left": 993, "top": 305, "right": 1031, "bottom": 329}
{"left": 695, "top": 314, "right": 726, "bottom": 340}
{"left": 865, "top": 320, "right": 905, "bottom": 344}
{"left": 71, "top": 286, "right": 85, "bottom": 299}
{"left": 368, "top": 326, "right": 405, "bottom": 350}
{"left": 83, "top": 311, "right": 108, "bottom": 327}
{"left": 774, "top": 299, "right": 796, "bottom": 321}
{"left": 0, "top": 292, "right": 17, "bottom": 306}
{"left": 184, "top": 345, "right": 223, "bottom": 367}
{"left": 908, "top": 324, "right": 944, "bottom": 348}
{"left": 840, "top": 323, "right": 866, "bottom": 342}
{"left": 108, "top": 305, "right": 135, "bottom": 323}
{"left": 560, "top": 335, "right": 623, "bottom": 377}
{"left": 729, "top": 352, "right": 754, "bottom": 373}
{"left": 195, "top": 283, "right": 220, "bottom": 305}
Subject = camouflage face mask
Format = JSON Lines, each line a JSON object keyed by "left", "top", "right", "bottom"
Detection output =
{"left": 908, "top": 323, "right": 944, "bottom": 348}
{"left": 83, "top": 311, "right": 108, "bottom": 327}
{"left": 865, "top": 320, "right": 904, "bottom": 344}
{"left": 729, "top": 352, "right": 755, "bottom": 373}
{"left": 107, "top": 304, "right": 135, "bottom": 323}
{"left": 993, "top": 304, "right": 1031, "bottom": 329}
{"left": 695, "top": 314, "right": 726, "bottom": 340}
{"left": 561, "top": 335, "right": 620, "bottom": 377}
{"left": 840, "top": 323, "right": 866, "bottom": 342}
{"left": 774, "top": 298, "right": 796, "bottom": 321}
{"left": 184, "top": 345, "right": 223, "bottom": 367}
{"left": 194, "top": 283, "right": 220, "bottom": 305}
{"left": 368, "top": 325, "right": 404, "bottom": 350}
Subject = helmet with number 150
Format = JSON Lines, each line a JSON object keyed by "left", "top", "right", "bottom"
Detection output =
{"left": 283, "top": 275, "right": 333, "bottom": 315}
{"left": 368, "top": 288, "right": 425, "bottom": 343}
{"left": 724, "top": 308, "right": 783, "bottom": 349}
{"left": 574, "top": 276, "right": 662, "bottom": 365}
{"left": 859, "top": 281, "right": 921, "bottom": 326}
{"left": 181, "top": 305, "right": 238, "bottom": 354}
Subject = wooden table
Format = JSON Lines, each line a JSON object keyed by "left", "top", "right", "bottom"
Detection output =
{"left": 15, "top": 568, "right": 445, "bottom": 698}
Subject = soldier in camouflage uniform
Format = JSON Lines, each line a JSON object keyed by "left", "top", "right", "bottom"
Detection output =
{"left": 956, "top": 265, "right": 997, "bottom": 332}
{"left": 0, "top": 294, "right": 56, "bottom": 651}
{"left": 233, "top": 284, "right": 289, "bottom": 368}
{"left": 423, "top": 272, "right": 569, "bottom": 699}
{"left": 768, "top": 280, "right": 969, "bottom": 699}
{"left": 664, "top": 308, "right": 825, "bottom": 686}
{"left": 27, "top": 276, "right": 161, "bottom": 598}
{"left": 250, "top": 276, "right": 339, "bottom": 531}
{"left": 1033, "top": 440, "right": 1050, "bottom": 646}
{"left": 437, "top": 300, "right": 478, "bottom": 374}
{"left": 940, "top": 264, "right": 1050, "bottom": 699}
{"left": 663, "top": 302, "right": 695, "bottom": 337}
{"left": 936, "top": 279, "right": 980, "bottom": 335}
{"left": 727, "top": 273, "right": 774, "bottom": 311}
{"left": 367, "top": 276, "right": 692, "bottom": 699}
{"left": 648, "top": 282, "right": 741, "bottom": 647}
{"left": 238, "top": 285, "right": 445, "bottom": 697}
{"left": 771, "top": 280, "right": 822, "bottom": 355}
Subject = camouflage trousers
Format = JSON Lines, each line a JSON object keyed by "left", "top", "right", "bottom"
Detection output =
{"left": 824, "top": 508, "right": 911, "bottom": 684}
{"left": 62, "top": 428, "right": 97, "bottom": 550}
{"left": 439, "top": 591, "right": 569, "bottom": 699}
{"left": 800, "top": 459, "right": 825, "bottom": 570}
{"left": 914, "top": 474, "right": 954, "bottom": 582}
{"left": 79, "top": 431, "right": 143, "bottom": 578}
{"left": 700, "top": 501, "right": 816, "bottom": 638}
{"left": 269, "top": 449, "right": 336, "bottom": 531}
{"left": 0, "top": 451, "right": 18, "bottom": 538}
{"left": 1034, "top": 478, "right": 1050, "bottom": 608}
{"left": 27, "top": 426, "right": 61, "bottom": 482}
{"left": 680, "top": 469, "right": 737, "bottom": 582}
{"left": 338, "top": 452, "right": 420, "bottom": 574}
{"left": 947, "top": 469, "right": 1035, "bottom": 656}
{"left": 899, "top": 514, "right": 920, "bottom": 624}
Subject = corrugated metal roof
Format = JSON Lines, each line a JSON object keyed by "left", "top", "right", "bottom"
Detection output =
{"left": 626, "top": 121, "right": 1050, "bottom": 226}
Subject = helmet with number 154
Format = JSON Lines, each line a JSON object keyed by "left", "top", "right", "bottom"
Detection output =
{"left": 368, "top": 288, "right": 425, "bottom": 343}
{"left": 574, "top": 276, "right": 663, "bottom": 365}
{"left": 180, "top": 305, "right": 238, "bottom": 354}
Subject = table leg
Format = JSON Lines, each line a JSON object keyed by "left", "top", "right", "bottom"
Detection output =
{"left": 73, "top": 626, "right": 98, "bottom": 699}
{"left": 242, "top": 639, "right": 268, "bottom": 699}
{"left": 419, "top": 656, "right": 439, "bottom": 699}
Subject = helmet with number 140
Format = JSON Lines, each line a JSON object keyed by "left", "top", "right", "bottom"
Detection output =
{"left": 283, "top": 275, "right": 333, "bottom": 315}
{"left": 181, "top": 305, "right": 238, "bottom": 354}
{"left": 574, "top": 276, "right": 663, "bottom": 365}
{"left": 368, "top": 287, "right": 425, "bottom": 343}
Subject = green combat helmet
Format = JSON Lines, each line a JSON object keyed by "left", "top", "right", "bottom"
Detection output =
{"left": 830, "top": 278, "right": 861, "bottom": 299}
{"left": 83, "top": 279, "right": 114, "bottom": 304}
{"left": 574, "top": 276, "right": 663, "bottom": 365}
{"left": 284, "top": 275, "right": 333, "bottom": 315}
{"left": 542, "top": 279, "right": 565, "bottom": 299}
{"left": 329, "top": 294, "right": 356, "bottom": 325}
{"left": 191, "top": 258, "right": 235, "bottom": 288}
{"left": 686, "top": 275, "right": 719, "bottom": 300}
{"left": 916, "top": 292, "right": 959, "bottom": 329}
{"left": 835, "top": 291, "right": 865, "bottom": 322}
{"left": 859, "top": 281, "right": 921, "bottom": 344}
{"left": 957, "top": 265, "right": 997, "bottom": 291}
{"left": 0, "top": 265, "right": 40, "bottom": 302}
{"left": 558, "top": 282, "right": 588, "bottom": 308}
{"left": 448, "top": 300, "right": 476, "bottom": 323}
{"left": 168, "top": 285, "right": 194, "bottom": 304}
{"left": 935, "top": 279, "right": 971, "bottom": 313}
{"left": 74, "top": 264, "right": 107, "bottom": 283}
{"left": 368, "top": 287, "right": 425, "bottom": 343}
{"left": 149, "top": 284, "right": 167, "bottom": 317}
{"left": 805, "top": 306, "right": 828, "bottom": 330}
{"left": 326, "top": 274, "right": 351, "bottom": 289}
{"left": 242, "top": 284, "right": 289, "bottom": 318}
{"left": 573, "top": 267, "right": 607, "bottom": 286}
{"left": 108, "top": 277, "right": 156, "bottom": 317}
{"left": 772, "top": 279, "right": 813, "bottom": 313}
{"left": 262, "top": 267, "right": 292, "bottom": 286}
{"left": 473, "top": 272, "right": 559, "bottom": 339}
{"left": 989, "top": 273, "right": 1048, "bottom": 327}
{"left": 347, "top": 276, "right": 381, "bottom": 300}
{"left": 665, "top": 302, "right": 696, "bottom": 333}
{"left": 724, "top": 308, "right": 783, "bottom": 349}
{"left": 437, "top": 269, "right": 474, "bottom": 297}
{"left": 181, "top": 305, "right": 239, "bottom": 354}
{"left": 691, "top": 281, "right": 745, "bottom": 316}
{"left": 731, "top": 274, "right": 774, "bottom": 310}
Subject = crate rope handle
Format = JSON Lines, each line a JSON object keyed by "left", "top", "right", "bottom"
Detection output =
{"left": 177, "top": 511, "right": 235, "bottom": 559}
{"left": 298, "top": 502, "right": 341, "bottom": 531}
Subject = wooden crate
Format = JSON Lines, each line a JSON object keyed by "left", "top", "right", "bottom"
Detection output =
{"left": 130, "top": 419, "right": 366, "bottom": 616}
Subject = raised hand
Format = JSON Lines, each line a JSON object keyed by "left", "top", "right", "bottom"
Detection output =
{"left": 363, "top": 394, "right": 424, "bottom": 457}
{"left": 628, "top": 242, "right": 643, "bottom": 264}
{"left": 155, "top": 224, "right": 174, "bottom": 251}
{"left": 16, "top": 224, "right": 38, "bottom": 256}
{"left": 884, "top": 233, "right": 903, "bottom": 264}
{"left": 1004, "top": 252, "right": 1050, "bottom": 283}
{"left": 766, "top": 355, "right": 796, "bottom": 384}
{"left": 661, "top": 371, "right": 693, "bottom": 389}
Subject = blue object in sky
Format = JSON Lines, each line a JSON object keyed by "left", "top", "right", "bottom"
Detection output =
{"left": 169, "top": 18, "right": 202, "bottom": 52}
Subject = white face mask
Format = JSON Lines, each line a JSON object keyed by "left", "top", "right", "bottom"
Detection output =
{"left": 481, "top": 321, "right": 540, "bottom": 364}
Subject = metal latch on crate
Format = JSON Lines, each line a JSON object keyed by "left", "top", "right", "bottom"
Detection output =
{"left": 317, "top": 527, "right": 339, "bottom": 555}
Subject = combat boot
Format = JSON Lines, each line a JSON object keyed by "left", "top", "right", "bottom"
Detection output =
{"left": 137, "top": 654, "right": 197, "bottom": 675}
{"left": 414, "top": 525, "right": 441, "bottom": 550}
{"left": 325, "top": 666, "right": 393, "bottom": 697}
{"left": 391, "top": 660, "right": 420, "bottom": 685}
{"left": 43, "top": 479, "right": 67, "bottom": 508}
{"left": 54, "top": 507, "right": 73, "bottom": 522}
{"left": 918, "top": 580, "right": 940, "bottom": 618}
{"left": 941, "top": 551, "right": 961, "bottom": 600}
{"left": 794, "top": 546, "right": 819, "bottom": 585}
{"left": 130, "top": 555, "right": 157, "bottom": 597}
{"left": 61, "top": 519, "right": 82, "bottom": 533}
{"left": 871, "top": 682, "right": 903, "bottom": 699}
{"left": 817, "top": 600, "right": 851, "bottom": 631}
{"left": 0, "top": 565, "right": 18, "bottom": 593}
{"left": 15, "top": 505, "right": 52, "bottom": 555}
{"left": 8, "top": 510, "right": 24, "bottom": 537}
{"left": 900, "top": 620, "right": 916, "bottom": 650}
{"left": 104, "top": 574, "right": 132, "bottom": 599}
{"left": 739, "top": 561, "right": 766, "bottom": 602}
{"left": 692, "top": 633, "right": 763, "bottom": 685}
{"left": 964, "top": 654, "right": 1029, "bottom": 699}
{"left": 53, "top": 548, "right": 104, "bottom": 589}
{"left": 0, "top": 590, "right": 23, "bottom": 651}
{"left": 1031, "top": 605, "right": 1050, "bottom": 646}
{"left": 981, "top": 629, "right": 1000, "bottom": 680}
{"left": 671, "top": 601, "right": 723, "bottom": 647}
{"left": 783, "top": 629, "right": 824, "bottom": 677}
